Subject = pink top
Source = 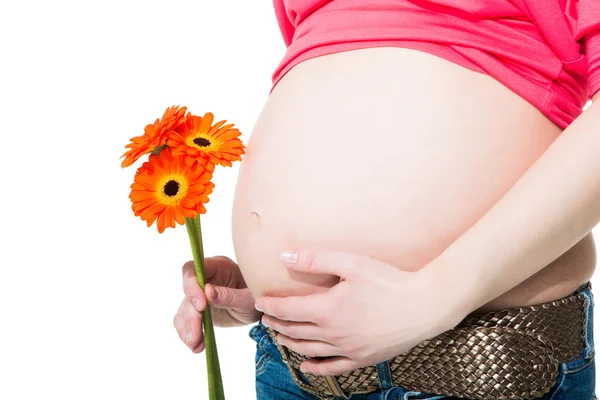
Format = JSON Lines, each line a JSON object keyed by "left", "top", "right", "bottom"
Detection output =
{"left": 272, "top": 0, "right": 600, "bottom": 129}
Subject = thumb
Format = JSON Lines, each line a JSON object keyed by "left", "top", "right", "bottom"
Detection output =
{"left": 205, "top": 284, "right": 255, "bottom": 309}
{"left": 281, "top": 249, "right": 363, "bottom": 279}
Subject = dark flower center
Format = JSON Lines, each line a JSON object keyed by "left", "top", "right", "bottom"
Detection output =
{"left": 193, "top": 137, "right": 211, "bottom": 147}
{"left": 163, "top": 180, "right": 180, "bottom": 197}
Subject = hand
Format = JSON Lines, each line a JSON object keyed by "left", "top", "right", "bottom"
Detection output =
{"left": 173, "top": 256, "right": 262, "bottom": 353}
{"left": 255, "top": 250, "right": 464, "bottom": 376}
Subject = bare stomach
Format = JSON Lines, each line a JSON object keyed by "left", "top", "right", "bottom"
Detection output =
{"left": 232, "top": 47, "right": 596, "bottom": 314}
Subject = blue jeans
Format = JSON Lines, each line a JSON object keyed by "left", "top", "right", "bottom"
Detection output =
{"left": 249, "top": 283, "right": 596, "bottom": 400}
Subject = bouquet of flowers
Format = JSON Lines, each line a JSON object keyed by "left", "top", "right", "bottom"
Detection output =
{"left": 121, "top": 106, "right": 245, "bottom": 400}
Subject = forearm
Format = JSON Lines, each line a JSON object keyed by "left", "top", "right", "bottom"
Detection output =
{"left": 426, "top": 97, "right": 600, "bottom": 317}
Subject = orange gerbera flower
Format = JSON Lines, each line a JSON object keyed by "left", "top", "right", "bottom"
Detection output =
{"left": 167, "top": 112, "right": 245, "bottom": 167}
{"left": 120, "top": 106, "right": 188, "bottom": 168}
{"left": 129, "top": 147, "right": 214, "bottom": 233}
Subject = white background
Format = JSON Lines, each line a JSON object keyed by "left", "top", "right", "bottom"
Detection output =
{"left": 0, "top": 1, "right": 598, "bottom": 399}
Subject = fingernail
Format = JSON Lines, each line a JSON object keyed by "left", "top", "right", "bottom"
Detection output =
{"left": 185, "top": 331, "right": 193, "bottom": 344}
{"left": 211, "top": 288, "right": 219, "bottom": 300}
{"left": 192, "top": 297, "right": 202, "bottom": 310}
{"left": 255, "top": 303, "right": 263, "bottom": 312}
{"left": 281, "top": 250, "right": 298, "bottom": 265}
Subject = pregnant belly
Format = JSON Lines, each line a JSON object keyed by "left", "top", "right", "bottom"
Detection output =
{"left": 232, "top": 48, "right": 596, "bottom": 311}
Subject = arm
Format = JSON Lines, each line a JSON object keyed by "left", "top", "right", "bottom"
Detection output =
{"left": 426, "top": 93, "right": 600, "bottom": 316}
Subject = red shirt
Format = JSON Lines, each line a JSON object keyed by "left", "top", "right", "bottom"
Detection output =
{"left": 272, "top": 0, "right": 600, "bottom": 128}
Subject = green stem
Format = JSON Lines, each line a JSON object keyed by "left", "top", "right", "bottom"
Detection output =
{"left": 185, "top": 216, "right": 225, "bottom": 400}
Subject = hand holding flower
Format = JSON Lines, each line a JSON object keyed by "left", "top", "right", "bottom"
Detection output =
{"left": 174, "top": 256, "right": 262, "bottom": 353}
{"left": 255, "top": 249, "right": 466, "bottom": 376}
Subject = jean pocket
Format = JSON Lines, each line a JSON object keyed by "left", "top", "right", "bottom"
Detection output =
{"left": 255, "top": 346, "right": 273, "bottom": 377}
{"left": 250, "top": 322, "right": 279, "bottom": 377}
{"left": 541, "top": 354, "right": 595, "bottom": 400}
{"left": 382, "top": 387, "right": 448, "bottom": 400}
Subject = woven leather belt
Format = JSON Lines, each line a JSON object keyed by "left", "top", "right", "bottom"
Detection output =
{"left": 267, "top": 282, "right": 591, "bottom": 400}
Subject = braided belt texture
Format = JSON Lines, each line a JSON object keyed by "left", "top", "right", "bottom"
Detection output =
{"left": 268, "top": 282, "right": 591, "bottom": 400}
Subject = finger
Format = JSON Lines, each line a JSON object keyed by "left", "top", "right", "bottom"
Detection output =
{"left": 281, "top": 249, "right": 366, "bottom": 279}
{"left": 173, "top": 299, "right": 187, "bottom": 343}
{"left": 182, "top": 261, "right": 207, "bottom": 312}
{"left": 205, "top": 256, "right": 239, "bottom": 281}
{"left": 261, "top": 315, "right": 323, "bottom": 341}
{"left": 276, "top": 334, "right": 340, "bottom": 358}
{"left": 206, "top": 284, "right": 255, "bottom": 310}
{"left": 255, "top": 294, "right": 324, "bottom": 323}
{"left": 183, "top": 299, "right": 203, "bottom": 349}
{"left": 300, "top": 357, "right": 362, "bottom": 376}
{"left": 191, "top": 337, "right": 206, "bottom": 354}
